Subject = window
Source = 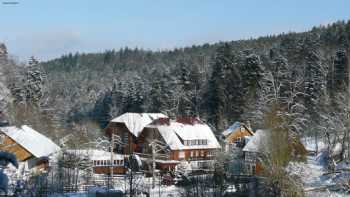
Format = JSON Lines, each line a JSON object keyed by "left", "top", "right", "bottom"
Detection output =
{"left": 114, "top": 160, "right": 116, "bottom": 165}
{"left": 184, "top": 139, "right": 208, "bottom": 146}
{"left": 190, "top": 151, "right": 194, "bottom": 157}
{"left": 200, "top": 150, "right": 204, "bottom": 157}
{"left": 0, "top": 134, "right": 5, "bottom": 144}
{"left": 208, "top": 150, "right": 216, "bottom": 157}
{"left": 179, "top": 151, "right": 185, "bottom": 159}
{"left": 252, "top": 165, "right": 256, "bottom": 175}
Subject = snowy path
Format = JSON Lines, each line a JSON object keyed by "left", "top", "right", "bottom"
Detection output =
{"left": 288, "top": 154, "right": 347, "bottom": 197}
{"left": 303, "top": 155, "right": 328, "bottom": 189}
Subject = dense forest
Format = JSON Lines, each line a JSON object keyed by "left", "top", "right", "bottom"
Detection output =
{"left": 1, "top": 20, "right": 350, "bottom": 143}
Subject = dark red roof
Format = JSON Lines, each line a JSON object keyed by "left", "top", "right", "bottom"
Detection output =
{"left": 175, "top": 117, "right": 203, "bottom": 125}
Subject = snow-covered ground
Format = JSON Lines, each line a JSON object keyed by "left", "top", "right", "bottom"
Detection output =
{"left": 286, "top": 138, "right": 349, "bottom": 197}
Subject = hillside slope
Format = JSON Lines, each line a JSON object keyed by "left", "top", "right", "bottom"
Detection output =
{"left": 2, "top": 20, "right": 350, "bottom": 141}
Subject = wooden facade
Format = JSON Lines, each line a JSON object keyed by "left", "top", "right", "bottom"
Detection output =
{"left": 105, "top": 117, "right": 220, "bottom": 172}
{"left": 106, "top": 122, "right": 138, "bottom": 154}
{"left": 169, "top": 149, "right": 216, "bottom": 161}
{"left": 93, "top": 166, "right": 127, "bottom": 174}
{"left": 225, "top": 125, "right": 253, "bottom": 144}
{"left": 0, "top": 130, "right": 56, "bottom": 173}
{"left": 0, "top": 132, "right": 33, "bottom": 161}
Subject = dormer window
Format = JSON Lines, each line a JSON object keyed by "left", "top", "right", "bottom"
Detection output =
{"left": 183, "top": 139, "right": 208, "bottom": 146}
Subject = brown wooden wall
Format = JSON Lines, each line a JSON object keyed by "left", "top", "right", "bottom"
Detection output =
{"left": 93, "top": 166, "right": 127, "bottom": 174}
{"left": 106, "top": 123, "right": 138, "bottom": 154}
{"left": 225, "top": 127, "right": 253, "bottom": 144}
{"left": 0, "top": 133, "right": 33, "bottom": 161}
{"left": 170, "top": 149, "right": 216, "bottom": 161}
{"left": 256, "top": 161, "right": 263, "bottom": 175}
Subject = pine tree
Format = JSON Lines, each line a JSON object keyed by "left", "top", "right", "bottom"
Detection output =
{"left": 148, "top": 70, "right": 175, "bottom": 116}
{"left": 208, "top": 43, "right": 243, "bottom": 130}
{"left": 177, "top": 61, "right": 195, "bottom": 116}
{"left": 301, "top": 35, "right": 327, "bottom": 144}
{"left": 127, "top": 75, "right": 144, "bottom": 113}
{"left": 333, "top": 49, "right": 349, "bottom": 91}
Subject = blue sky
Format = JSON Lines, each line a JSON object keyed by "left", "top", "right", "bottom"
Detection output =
{"left": 0, "top": 0, "right": 350, "bottom": 61}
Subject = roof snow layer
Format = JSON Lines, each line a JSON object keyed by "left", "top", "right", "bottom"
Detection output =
{"left": 0, "top": 125, "right": 60, "bottom": 158}
{"left": 111, "top": 113, "right": 168, "bottom": 137}
{"left": 151, "top": 121, "right": 221, "bottom": 150}
{"left": 66, "top": 149, "right": 124, "bottom": 161}
{"left": 222, "top": 122, "right": 241, "bottom": 137}
{"left": 243, "top": 129, "right": 265, "bottom": 152}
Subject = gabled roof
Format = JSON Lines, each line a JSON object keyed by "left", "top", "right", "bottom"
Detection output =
{"left": 110, "top": 113, "right": 168, "bottom": 137}
{"left": 222, "top": 122, "right": 254, "bottom": 137}
{"left": 222, "top": 122, "right": 241, "bottom": 137}
{"left": 0, "top": 125, "right": 60, "bottom": 158}
{"left": 148, "top": 119, "right": 221, "bottom": 150}
{"left": 242, "top": 129, "right": 266, "bottom": 152}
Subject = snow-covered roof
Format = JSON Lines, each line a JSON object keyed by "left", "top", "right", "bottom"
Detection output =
{"left": 0, "top": 125, "right": 60, "bottom": 158}
{"left": 66, "top": 149, "right": 124, "bottom": 161}
{"left": 222, "top": 122, "right": 254, "bottom": 138}
{"left": 148, "top": 120, "right": 221, "bottom": 150}
{"left": 110, "top": 113, "right": 168, "bottom": 137}
{"left": 222, "top": 122, "right": 241, "bottom": 137}
{"left": 242, "top": 129, "right": 266, "bottom": 152}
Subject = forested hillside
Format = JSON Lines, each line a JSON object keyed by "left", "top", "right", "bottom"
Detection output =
{"left": 2, "top": 20, "right": 350, "bottom": 142}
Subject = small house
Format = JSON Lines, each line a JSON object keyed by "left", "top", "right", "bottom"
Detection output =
{"left": 221, "top": 122, "right": 254, "bottom": 151}
{"left": 242, "top": 129, "right": 265, "bottom": 175}
{"left": 0, "top": 125, "right": 60, "bottom": 172}
{"left": 66, "top": 149, "right": 126, "bottom": 174}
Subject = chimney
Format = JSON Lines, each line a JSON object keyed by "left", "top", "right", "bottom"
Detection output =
{"left": 153, "top": 117, "right": 170, "bottom": 125}
{"left": 176, "top": 117, "right": 202, "bottom": 125}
